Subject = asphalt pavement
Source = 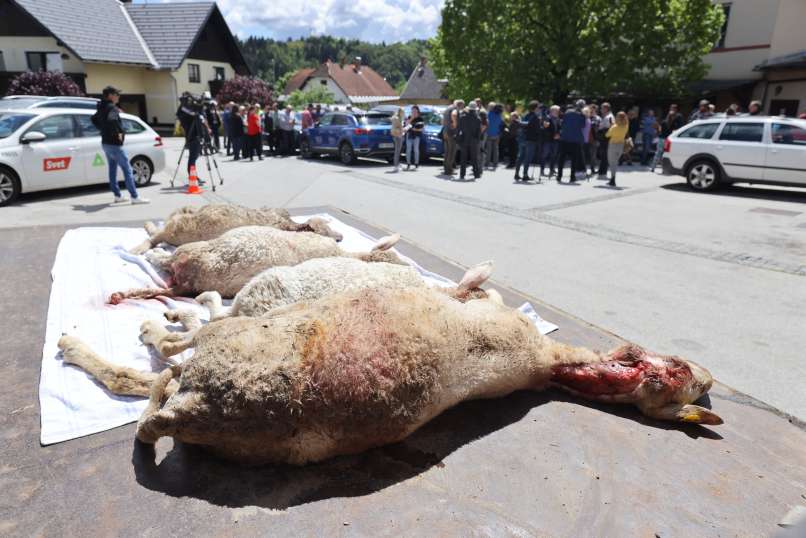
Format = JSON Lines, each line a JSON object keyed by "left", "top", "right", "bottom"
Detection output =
{"left": 4, "top": 137, "right": 804, "bottom": 422}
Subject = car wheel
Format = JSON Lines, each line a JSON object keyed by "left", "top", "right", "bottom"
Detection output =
{"left": 0, "top": 167, "right": 21, "bottom": 207}
{"left": 131, "top": 157, "right": 153, "bottom": 187}
{"left": 686, "top": 160, "right": 720, "bottom": 191}
{"left": 339, "top": 142, "right": 356, "bottom": 165}
{"left": 300, "top": 139, "right": 313, "bottom": 159}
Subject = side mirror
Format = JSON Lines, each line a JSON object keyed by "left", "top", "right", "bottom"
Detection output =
{"left": 21, "top": 131, "right": 46, "bottom": 144}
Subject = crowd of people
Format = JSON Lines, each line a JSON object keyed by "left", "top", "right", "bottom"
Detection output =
{"left": 433, "top": 97, "right": 792, "bottom": 186}
{"left": 181, "top": 93, "right": 804, "bottom": 188}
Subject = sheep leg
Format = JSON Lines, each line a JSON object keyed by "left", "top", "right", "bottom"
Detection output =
{"left": 58, "top": 335, "right": 179, "bottom": 398}
{"left": 136, "top": 366, "right": 182, "bottom": 444}
{"left": 140, "top": 319, "right": 196, "bottom": 359}
{"left": 109, "top": 287, "right": 175, "bottom": 305}
{"left": 195, "top": 291, "right": 228, "bottom": 320}
{"left": 143, "top": 221, "right": 159, "bottom": 236}
{"left": 164, "top": 309, "right": 202, "bottom": 331}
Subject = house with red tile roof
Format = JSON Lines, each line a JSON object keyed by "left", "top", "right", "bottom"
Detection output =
{"left": 283, "top": 58, "right": 398, "bottom": 107}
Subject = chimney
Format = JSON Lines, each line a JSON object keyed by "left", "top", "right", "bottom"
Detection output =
{"left": 352, "top": 56, "right": 362, "bottom": 73}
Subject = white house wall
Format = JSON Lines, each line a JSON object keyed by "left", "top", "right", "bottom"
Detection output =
{"left": 301, "top": 76, "right": 349, "bottom": 104}
{"left": 0, "top": 36, "right": 84, "bottom": 73}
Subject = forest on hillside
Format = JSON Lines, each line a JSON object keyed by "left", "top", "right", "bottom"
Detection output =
{"left": 238, "top": 36, "right": 430, "bottom": 92}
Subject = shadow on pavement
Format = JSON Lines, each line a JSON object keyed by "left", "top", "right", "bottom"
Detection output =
{"left": 132, "top": 388, "right": 721, "bottom": 510}
{"left": 660, "top": 182, "right": 806, "bottom": 204}
{"left": 13, "top": 181, "right": 164, "bottom": 208}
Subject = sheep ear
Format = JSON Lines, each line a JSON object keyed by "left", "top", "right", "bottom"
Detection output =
{"left": 486, "top": 289, "right": 504, "bottom": 305}
{"left": 371, "top": 233, "right": 400, "bottom": 252}
{"left": 457, "top": 260, "right": 494, "bottom": 292}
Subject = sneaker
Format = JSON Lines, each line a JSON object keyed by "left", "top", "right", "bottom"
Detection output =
{"left": 514, "top": 174, "right": 521, "bottom": 181}
{"left": 131, "top": 197, "right": 150, "bottom": 205}
{"left": 112, "top": 196, "right": 128, "bottom": 204}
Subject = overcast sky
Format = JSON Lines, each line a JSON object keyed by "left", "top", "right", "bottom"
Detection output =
{"left": 134, "top": 0, "right": 444, "bottom": 43}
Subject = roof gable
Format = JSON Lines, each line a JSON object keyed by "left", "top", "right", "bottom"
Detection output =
{"left": 13, "top": 0, "right": 153, "bottom": 66}
{"left": 284, "top": 68, "right": 315, "bottom": 94}
{"left": 400, "top": 61, "right": 447, "bottom": 100}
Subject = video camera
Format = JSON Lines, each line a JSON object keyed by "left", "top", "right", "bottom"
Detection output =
{"left": 179, "top": 91, "right": 210, "bottom": 114}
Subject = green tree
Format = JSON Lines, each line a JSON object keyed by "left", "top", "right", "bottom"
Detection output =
{"left": 287, "top": 87, "right": 336, "bottom": 108}
{"left": 431, "top": 0, "right": 724, "bottom": 104}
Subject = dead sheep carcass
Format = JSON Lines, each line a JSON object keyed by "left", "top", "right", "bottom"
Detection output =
{"left": 60, "top": 286, "right": 722, "bottom": 465}
{"left": 110, "top": 227, "right": 404, "bottom": 303}
{"left": 129, "top": 204, "right": 342, "bottom": 254}
{"left": 193, "top": 257, "right": 495, "bottom": 321}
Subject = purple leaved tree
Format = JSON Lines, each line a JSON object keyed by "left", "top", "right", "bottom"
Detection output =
{"left": 215, "top": 76, "right": 273, "bottom": 106}
{"left": 5, "top": 70, "right": 84, "bottom": 97}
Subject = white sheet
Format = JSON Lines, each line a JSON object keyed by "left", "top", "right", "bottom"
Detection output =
{"left": 40, "top": 213, "right": 557, "bottom": 445}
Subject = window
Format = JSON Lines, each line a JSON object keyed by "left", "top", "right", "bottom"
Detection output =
{"left": 0, "top": 51, "right": 5, "bottom": 72}
{"left": 716, "top": 3, "right": 731, "bottom": 49}
{"left": 317, "top": 114, "right": 333, "bottom": 126}
{"left": 719, "top": 123, "right": 764, "bottom": 143}
{"left": 188, "top": 63, "right": 201, "bottom": 83}
{"left": 28, "top": 114, "right": 76, "bottom": 140}
{"left": 26, "top": 51, "right": 62, "bottom": 72}
{"left": 678, "top": 123, "right": 719, "bottom": 140}
{"left": 75, "top": 115, "right": 100, "bottom": 137}
{"left": 0, "top": 112, "right": 35, "bottom": 139}
{"left": 331, "top": 114, "right": 350, "bottom": 126}
{"left": 122, "top": 118, "right": 145, "bottom": 134}
{"left": 214, "top": 67, "right": 225, "bottom": 81}
{"left": 772, "top": 124, "right": 806, "bottom": 146}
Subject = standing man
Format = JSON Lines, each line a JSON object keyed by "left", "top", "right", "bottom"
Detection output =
{"left": 92, "top": 86, "right": 148, "bottom": 204}
{"left": 279, "top": 105, "right": 296, "bottom": 155}
{"left": 556, "top": 100, "right": 586, "bottom": 183}
{"left": 639, "top": 108, "right": 659, "bottom": 166}
{"left": 205, "top": 101, "right": 221, "bottom": 152}
{"left": 442, "top": 99, "right": 460, "bottom": 175}
{"left": 230, "top": 104, "right": 245, "bottom": 161}
{"left": 458, "top": 101, "right": 482, "bottom": 181}
{"left": 514, "top": 100, "right": 540, "bottom": 181}
{"left": 301, "top": 103, "right": 315, "bottom": 130}
{"left": 651, "top": 104, "right": 684, "bottom": 172}
{"left": 596, "top": 102, "right": 614, "bottom": 179}
{"left": 539, "top": 105, "right": 561, "bottom": 178}
{"left": 484, "top": 102, "right": 503, "bottom": 169}
{"left": 222, "top": 102, "right": 232, "bottom": 156}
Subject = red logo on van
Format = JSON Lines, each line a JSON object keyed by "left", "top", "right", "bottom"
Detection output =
{"left": 43, "top": 157, "right": 72, "bottom": 171}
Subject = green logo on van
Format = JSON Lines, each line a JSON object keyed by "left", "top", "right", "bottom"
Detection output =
{"left": 92, "top": 153, "right": 105, "bottom": 167}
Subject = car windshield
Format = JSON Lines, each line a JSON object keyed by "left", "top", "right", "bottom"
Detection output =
{"left": 423, "top": 112, "right": 443, "bottom": 126}
{"left": 0, "top": 112, "right": 35, "bottom": 138}
{"left": 0, "top": 98, "right": 42, "bottom": 109}
{"left": 358, "top": 114, "right": 392, "bottom": 126}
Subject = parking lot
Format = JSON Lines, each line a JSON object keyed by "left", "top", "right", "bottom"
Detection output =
{"left": 3, "top": 137, "right": 805, "bottom": 422}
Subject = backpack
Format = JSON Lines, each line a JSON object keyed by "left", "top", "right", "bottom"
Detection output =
{"left": 91, "top": 108, "right": 103, "bottom": 129}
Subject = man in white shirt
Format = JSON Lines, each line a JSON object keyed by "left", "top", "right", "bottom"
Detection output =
{"left": 278, "top": 105, "right": 296, "bottom": 155}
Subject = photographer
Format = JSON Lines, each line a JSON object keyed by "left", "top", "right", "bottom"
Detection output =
{"left": 176, "top": 92, "right": 210, "bottom": 176}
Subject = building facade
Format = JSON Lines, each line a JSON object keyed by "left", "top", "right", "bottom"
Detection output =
{"left": 0, "top": 0, "right": 250, "bottom": 125}
{"left": 704, "top": 0, "right": 806, "bottom": 115}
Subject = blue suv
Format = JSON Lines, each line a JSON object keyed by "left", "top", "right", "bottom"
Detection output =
{"left": 300, "top": 111, "right": 395, "bottom": 165}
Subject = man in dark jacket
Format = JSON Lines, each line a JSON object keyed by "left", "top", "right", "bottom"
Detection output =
{"left": 458, "top": 101, "right": 482, "bottom": 180}
{"left": 92, "top": 86, "right": 148, "bottom": 204}
{"left": 556, "top": 100, "right": 586, "bottom": 183}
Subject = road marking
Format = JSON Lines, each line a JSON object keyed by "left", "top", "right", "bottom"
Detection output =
{"left": 343, "top": 170, "right": 806, "bottom": 277}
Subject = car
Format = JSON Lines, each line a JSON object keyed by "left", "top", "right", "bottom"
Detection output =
{"left": 0, "top": 95, "right": 100, "bottom": 110}
{"left": 662, "top": 116, "right": 806, "bottom": 191}
{"left": 0, "top": 107, "right": 165, "bottom": 206}
{"left": 299, "top": 111, "right": 394, "bottom": 165}
{"left": 370, "top": 105, "right": 446, "bottom": 160}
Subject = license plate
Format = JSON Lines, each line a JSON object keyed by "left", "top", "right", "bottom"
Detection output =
{"left": 378, "top": 143, "right": 394, "bottom": 149}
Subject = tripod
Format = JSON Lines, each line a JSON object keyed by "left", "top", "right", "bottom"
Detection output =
{"left": 170, "top": 115, "right": 224, "bottom": 192}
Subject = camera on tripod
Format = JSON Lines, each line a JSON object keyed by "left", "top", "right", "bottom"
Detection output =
{"left": 179, "top": 91, "right": 209, "bottom": 114}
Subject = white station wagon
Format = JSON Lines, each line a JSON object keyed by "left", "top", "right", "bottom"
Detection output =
{"left": 662, "top": 116, "right": 806, "bottom": 191}
{"left": 0, "top": 107, "right": 165, "bottom": 206}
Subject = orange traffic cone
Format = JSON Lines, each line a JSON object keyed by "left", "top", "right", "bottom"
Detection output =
{"left": 186, "top": 165, "right": 202, "bottom": 194}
